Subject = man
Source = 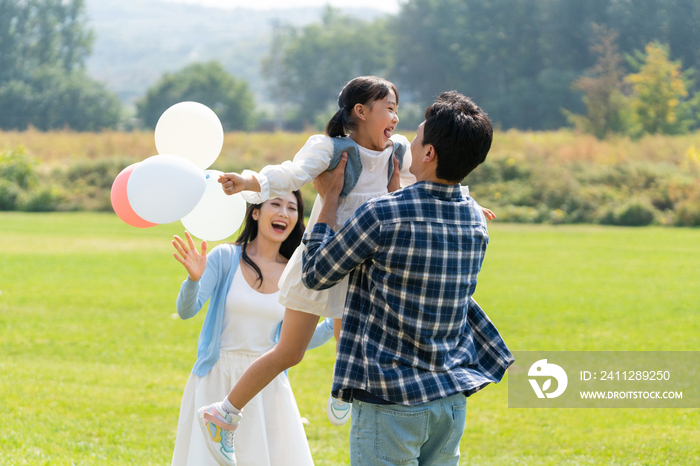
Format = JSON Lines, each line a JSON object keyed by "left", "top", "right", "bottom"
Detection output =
{"left": 302, "top": 91, "right": 513, "bottom": 465}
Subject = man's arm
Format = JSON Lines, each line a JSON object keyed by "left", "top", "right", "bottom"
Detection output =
{"left": 303, "top": 154, "right": 380, "bottom": 290}
{"left": 302, "top": 208, "right": 380, "bottom": 290}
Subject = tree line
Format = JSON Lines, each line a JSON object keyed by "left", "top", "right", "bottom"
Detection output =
{"left": 0, "top": 0, "right": 122, "bottom": 131}
{"left": 2, "top": 0, "right": 700, "bottom": 137}
{"left": 266, "top": 0, "right": 700, "bottom": 137}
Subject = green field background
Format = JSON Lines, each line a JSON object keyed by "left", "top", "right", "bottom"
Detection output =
{"left": 0, "top": 212, "right": 698, "bottom": 465}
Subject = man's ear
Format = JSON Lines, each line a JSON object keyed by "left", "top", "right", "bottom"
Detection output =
{"left": 353, "top": 103, "right": 367, "bottom": 121}
{"left": 423, "top": 144, "right": 437, "bottom": 163}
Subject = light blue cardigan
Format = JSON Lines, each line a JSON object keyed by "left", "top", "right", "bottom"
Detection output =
{"left": 176, "top": 243, "right": 334, "bottom": 377}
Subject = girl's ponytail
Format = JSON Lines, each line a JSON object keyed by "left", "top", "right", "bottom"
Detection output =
{"left": 324, "top": 76, "right": 399, "bottom": 138}
{"left": 325, "top": 106, "right": 350, "bottom": 137}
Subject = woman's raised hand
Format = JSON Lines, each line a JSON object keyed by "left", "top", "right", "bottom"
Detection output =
{"left": 172, "top": 231, "right": 207, "bottom": 282}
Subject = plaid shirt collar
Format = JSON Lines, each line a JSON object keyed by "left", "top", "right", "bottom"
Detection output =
{"left": 413, "top": 180, "right": 465, "bottom": 200}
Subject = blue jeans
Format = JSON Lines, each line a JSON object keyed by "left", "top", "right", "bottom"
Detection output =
{"left": 350, "top": 392, "right": 467, "bottom": 466}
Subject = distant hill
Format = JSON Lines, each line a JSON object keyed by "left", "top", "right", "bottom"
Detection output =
{"left": 84, "top": 0, "right": 388, "bottom": 107}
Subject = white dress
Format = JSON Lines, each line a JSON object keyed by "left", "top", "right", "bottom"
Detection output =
{"left": 171, "top": 267, "right": 315, "bottom": 466}
{"left": 241, "top": 134, "right": 416, "bottom": 318}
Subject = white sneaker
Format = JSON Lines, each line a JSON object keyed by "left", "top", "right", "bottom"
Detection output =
{"left": 326, "top": 394, "right": 351, "bottom": 426}
{"left": 197, "top": 402, "right": 241, "bottom": 466}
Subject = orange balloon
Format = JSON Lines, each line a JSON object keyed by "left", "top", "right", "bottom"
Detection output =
{"left": 111, "top": 163, "right": 158, "bottom": 228}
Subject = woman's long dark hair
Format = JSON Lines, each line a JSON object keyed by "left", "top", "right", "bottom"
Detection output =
{"left": 325, "top": 76, "right": 399, "bottom": 138}
{"left": 234, "top": 190, "right": 305, "bottom": 286}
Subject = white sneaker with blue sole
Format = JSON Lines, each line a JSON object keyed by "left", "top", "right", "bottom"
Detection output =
{"left": 327, "top": 394, "right": 352, "bottom": 426}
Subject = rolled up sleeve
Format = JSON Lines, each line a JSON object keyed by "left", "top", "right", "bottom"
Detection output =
{"left": 301, "top": 203, "right": 380, "bottom": 290}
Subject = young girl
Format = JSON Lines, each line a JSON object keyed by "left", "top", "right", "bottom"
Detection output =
{"left": 171, "top": 191, "right": 332, "bottom": 466}
{"left": 201, "top": 76, "right": 493, "bottom": 466}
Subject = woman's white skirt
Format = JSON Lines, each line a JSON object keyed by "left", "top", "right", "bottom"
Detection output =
{"left": 171, "top": 351, "right": 315, "bottom": 466}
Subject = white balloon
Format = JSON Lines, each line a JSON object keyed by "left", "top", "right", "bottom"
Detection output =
{"left": 127, "top": 154, "right": 206, "bottom": 224}
{"left": 154, "top": 101, "right": 224, "bottom": 170}
{"left": 181, "top": 170, "right": 247, "bottom": 241}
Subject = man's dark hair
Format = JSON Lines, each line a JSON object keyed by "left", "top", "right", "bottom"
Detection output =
{"left": 422, "top": 91, "right": 493, "bottom": 183}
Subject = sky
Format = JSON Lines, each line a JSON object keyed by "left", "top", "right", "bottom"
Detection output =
{"left": 163, "top": 0, "right": 401, "bottom": 13}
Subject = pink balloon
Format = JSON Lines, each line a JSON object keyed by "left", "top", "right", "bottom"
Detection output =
{"left": 111, "top": 164, "right": 158, "bottom": 228}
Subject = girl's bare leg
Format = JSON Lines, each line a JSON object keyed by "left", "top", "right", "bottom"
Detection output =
{"left": 226, "top": 308, "right": 319, "bottom": 409}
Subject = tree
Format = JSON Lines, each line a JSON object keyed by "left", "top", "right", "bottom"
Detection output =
{"left": 392, "top": 0, "right": 584, "bottom": 130}
{"left": 262, "top": 20, "right": 294, "bottom": 131}
{"left": 666, "top": 0, "right": 700, "bottom": 77}
{"left": 390, "top": 0, "right": 700, "bottom": 131}
{"left": 566, "top": 25, "right": 630, "bottom": 138}
{"left": 261, "top": 7, "right": 393, "bottom": 128}
{"left": 0, "top": 0, "right": 92, "bottom": 80}
{"left": 136, "top": 61, "right": 256, "bottom": 131}
{"left": 0, "top": 68, "right": 122, "bottom": 131}
{"left": 0, "top": 0, "right": 121, "bottom": 131}
{"left": 626, "top": 42, "right": 698, "bottom": 135}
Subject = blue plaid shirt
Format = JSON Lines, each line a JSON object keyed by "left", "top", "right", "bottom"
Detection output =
{"left": 302, "top": 181, "right": 513, "bottom": 405}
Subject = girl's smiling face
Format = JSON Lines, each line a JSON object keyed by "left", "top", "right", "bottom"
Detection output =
{"left": 252, "top": 193, "right": 299, "bottom": 244}
{"left": 356, "top": 89, "right": 399, "bottom": 151}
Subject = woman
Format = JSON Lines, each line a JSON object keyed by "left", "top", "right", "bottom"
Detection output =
{"left": 171, "top": 191, "right": 332, "bottom": 466}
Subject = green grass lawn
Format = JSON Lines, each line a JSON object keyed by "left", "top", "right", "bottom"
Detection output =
{"left": 1, "top": 212, "right": 698, "bottom": 465}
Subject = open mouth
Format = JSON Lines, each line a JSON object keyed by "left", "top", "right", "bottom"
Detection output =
{"left": 384, "top": 126, "right": 394, "bottom": 139}
{"left": 271, "top": 221, "right": 287, "bottom": 233}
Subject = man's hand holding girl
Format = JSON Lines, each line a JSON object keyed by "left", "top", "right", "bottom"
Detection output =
{"left": 313, "top": 152, "right": 348, "bottom": 227}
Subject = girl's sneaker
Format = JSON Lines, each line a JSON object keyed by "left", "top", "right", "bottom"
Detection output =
{"left": 326, "top": 394, "right": 351, "bottom": 426}
{"left": 197, "top": 403, "right": 241, "bottom": 466}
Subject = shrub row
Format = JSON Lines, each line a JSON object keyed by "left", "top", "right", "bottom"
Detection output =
{"left": 0, "top": 146, "right": 137, "bottom": 212}
{"left": 1, "top": 141, "right": 699, "bottom": 226}
{"left": 467, "top": 154, "right": 700, "bottom": 226}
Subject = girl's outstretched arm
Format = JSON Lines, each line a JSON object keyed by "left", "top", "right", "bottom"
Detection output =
{"left": 218, "top": 172, "right": 260, "bottom": 195}
{"left": 220, "top": 135, "right": 334, "bottom": 203}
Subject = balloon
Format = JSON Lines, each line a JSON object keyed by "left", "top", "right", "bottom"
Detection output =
{"left": 127, "top": 154, "right": 206, "bottom": 224}
{"left": 110, "top": 163, "right": 158, "bottom": 228}
{"left": 181, "top": 170, "right": 247, "bottom": 241}
{"left": 154, "top": 102, "right": 224, "bottom": 170}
